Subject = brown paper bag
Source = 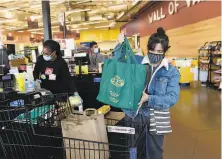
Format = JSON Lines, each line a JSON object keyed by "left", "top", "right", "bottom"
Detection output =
{"left": 61, "top": 109, "right": 109, "bottom": 159}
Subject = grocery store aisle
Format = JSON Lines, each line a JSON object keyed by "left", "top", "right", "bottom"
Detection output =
{"left": 164, "top": 87, "right": 221, "bottom": 159}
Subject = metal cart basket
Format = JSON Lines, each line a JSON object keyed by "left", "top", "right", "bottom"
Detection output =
{"left": 0, "top": 93, "right": 147, "bottom": 159}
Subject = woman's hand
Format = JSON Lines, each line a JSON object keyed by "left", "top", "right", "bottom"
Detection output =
{"left": 117, "top": 32, "right": 125, "bottom": 44}
{"left": 138, "top": 92, "right": 149, "bottom": 107}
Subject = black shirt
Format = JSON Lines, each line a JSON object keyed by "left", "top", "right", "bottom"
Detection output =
{"left": 33, "top": 55, "right": 77, "bottom": 94}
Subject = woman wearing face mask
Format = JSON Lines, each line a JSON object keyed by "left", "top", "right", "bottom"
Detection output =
{"left": 123, "top": 28, "right": 180, "bottom": 159}
{"left": 88, "top": 41, "right": 104, "bottom": 72}
{"left": 33, "top": 40, "right": 80, "bottom": 97}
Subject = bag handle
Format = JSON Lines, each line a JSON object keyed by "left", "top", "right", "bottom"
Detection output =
{"left": 113, "top": 37, "right": 138, "bottom": 64}
{"left": 124, "top": 38, "right": 138, "bottom": 64}
{"left": 144, "top": 65, "right": 151, "bottom": 93}
{"left": 83, "top": 108, "right": 98, "bottom": 116}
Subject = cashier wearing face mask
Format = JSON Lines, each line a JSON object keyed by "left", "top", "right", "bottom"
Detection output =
{"left": 33, "top": 40, "right": 79, "bottom": 96}
{"left": 88, "top": 41, "right": 104, "bottom": 72}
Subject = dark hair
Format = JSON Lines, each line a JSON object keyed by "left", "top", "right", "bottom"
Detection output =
{"left": 147, "top": 27, "right": 170, "bottom": 53}
{"left": 90, "top": 41, "right": 97, "bottom": 48}
{"left": 43, "top": 40, "right": 61, "bottom": 56}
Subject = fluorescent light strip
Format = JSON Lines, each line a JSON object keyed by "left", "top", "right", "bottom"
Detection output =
{"left": 28, "top": 28, "right": 42, "bottom": 31}
{"left": 30, "top": 4, "right": 41, "bottom": 9}
{"left": 74, "top": 0, "right": 91, "bottom": 5}
{"left": 117, "top": 11, "right": 125, "bottom": 19}
{"left": 82, "top": 21, "right": 102, "bottom": 25}
{"left": 133, "top": 0, "right": 141, "bottom": 6}
{"left": 0, "top": 7, "right": 20, "bottom": 12}
{"left": 18, "top": 31, "right": 24, "bottom": 33}
{"left": 0, "top": 19, "right": 17, "bottom": 23}
{"left": 31, "top": 32, "right": 44, "bottom": 35}
{"left": 66, "top": 9, "right": 91, "bottom": 14}
{"left": 110, "top": 22, "right": 116, "bottom": 26}
{"left": 51, "top": 26, "right": 59, "bottom": 28}
{"left": 50, "top": 0, "right": 65, "bottom": 5}
{"left": 95, "top": 25, "right": 110, "bottom": 29}
{"left": 51, "top": 21, "right": 59, "bottom": 24}
{"left": 72, "top": 28, "right": 89, "bottom": 31}
{"left": 30, "top": 15, "right": 42, "bottom": 20}
{"left": 108, "top": 4, "right": 127, "bottom": 9}
{"left": 7, "top": 26, "right": 16, "bottom": 29}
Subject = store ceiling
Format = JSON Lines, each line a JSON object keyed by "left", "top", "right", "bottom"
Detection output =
{"left": 0, "top": 0, "right": 145, "bottom": 34}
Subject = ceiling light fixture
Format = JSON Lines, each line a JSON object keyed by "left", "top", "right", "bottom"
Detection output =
{"left": 0, "top": 7, "right": 20, "bottom": 12}
{"left": 117, "top": 11, "right": 125, "bottom": 19}
{"left": 51, "top": 21, "right": 59, "bottom": 24}
{"left": 52, "top": 30, "right": 60, "bottom": 33}
{"left": 73, "top": 0, "right": 92, "bottom": 5}
{"left": 82, "top": 21, "right": 102, "bottom": 25}
{"left": 28, "top": 28, "right": 42, "bottom": 31}
{"left": 95, "top": 22, "right": 116, "bottom": 29}
{"left": 65, "top": 9, "right": 91, "bottom": 14}
{"left": 95, "top": 25, "right": 111, "bottom": 29}
{"left": 108, "top": 4, "right": 127, "bottom": 10}
{"left": 107, "top": 15, "right": 113, "bottom": 19}
{"left": 133, "top": 0, "right": 141, "bottom": 6}
{"left": 0, "top": 0, "right": 14, "bottom": 2}
{"left": 88, "top": 10, "right": 99, "bottom": 14}
{"left": 30, "top": 15, "right": 42, "bottom": 21}
{"left": 31, "top": 32, "right": 44, "bottom": 35}
{"left": 30, "top": 4, "right": 41, "bottom": 9}
{"left": 50, "top": 0, "right": 65, "bottom": 5}
{"left": 72, "top": 28, "right": 89, "bottom": 31}
{"left": 0, "top": 19, "right": 17, "bottom": 23}
{"left": 69, "top": 25, "right": 79, "bottom": 28}
{"left": 6, "top": 26, "right": 16, "bottom": 30}
{"left": 51, "top": 26, "right": 59, "bottom": 28}
{"left": 110, "top": 22, "right": 116, "bottom": 26}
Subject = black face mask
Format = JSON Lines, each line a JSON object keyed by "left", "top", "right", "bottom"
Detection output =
{"left": 148, "top": 52, "right": 165, "bottom": 64}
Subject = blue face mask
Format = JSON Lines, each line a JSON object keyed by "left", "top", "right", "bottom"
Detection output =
{"left": 148, "top": 52, "right": 164, "bottom": 64}
{"left": 43, "top": 55, "right": 52, "bottom": 61}
{"left": 94, "top": 48, "right": 99, "bottom": 54}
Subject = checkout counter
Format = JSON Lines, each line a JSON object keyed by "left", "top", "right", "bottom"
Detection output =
{"left": 74, "top": 73, "right": 121, "bottom": 112}
{"left": 73, "top": 52, "right": 121, "bottom": 111}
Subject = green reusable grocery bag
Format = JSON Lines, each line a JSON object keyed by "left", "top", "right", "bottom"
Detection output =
{"left": 97, "top": 38, "right": 147, "bottom": 110}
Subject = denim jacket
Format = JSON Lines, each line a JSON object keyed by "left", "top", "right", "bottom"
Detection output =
{"left": 123, "top": 56, "right": 180, "bottom": 118}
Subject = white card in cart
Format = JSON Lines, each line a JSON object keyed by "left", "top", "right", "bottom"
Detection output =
{"left": 107, "top": 126, "right": 135, "bottom": 134}
{"left": 49, "top": 74, "right": 56, "bottom": 80}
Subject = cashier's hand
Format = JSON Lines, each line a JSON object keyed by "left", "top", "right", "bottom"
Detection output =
{"left": 93, "top": 68, "right": 99, "bottom": 72}
{"left": 34, "top": 80, "right": 41, "bottom": 91}
{"left": 138, "top": 92, "right": 149, "bottom": 107}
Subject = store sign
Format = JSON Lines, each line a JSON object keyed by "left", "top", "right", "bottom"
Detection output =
{"left": 148, "top": 0, "right": 206, "bottom": 24}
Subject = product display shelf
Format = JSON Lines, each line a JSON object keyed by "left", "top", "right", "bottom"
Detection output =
{"left": 199, "top": 41, "right": 221, "bottom": 89}
{"left": 63, "top": 56, "right": 76, "bottom": 76}
{"left": 198, "top": 45, "right": 210, "bottom": 85}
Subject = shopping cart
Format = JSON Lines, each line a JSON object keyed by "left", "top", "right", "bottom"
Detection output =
{"left": 0, "top": 93, "right": 148, "bottom": 159}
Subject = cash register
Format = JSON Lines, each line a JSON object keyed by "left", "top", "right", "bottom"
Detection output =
{"left": 0, "top": 74, "right": 17, "bottom": 100}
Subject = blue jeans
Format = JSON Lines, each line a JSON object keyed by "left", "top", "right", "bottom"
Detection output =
{"left": 124, "top": 114, "right": 164, "bottom": 159}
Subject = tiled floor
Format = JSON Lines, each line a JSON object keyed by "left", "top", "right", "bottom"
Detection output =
{"left": 163, "top": 87, "right": 221, "bottom": 159}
